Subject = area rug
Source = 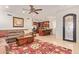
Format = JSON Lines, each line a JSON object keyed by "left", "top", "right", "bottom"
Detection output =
{"left": 8, "top": 39, "right": 72, "bottom": 54}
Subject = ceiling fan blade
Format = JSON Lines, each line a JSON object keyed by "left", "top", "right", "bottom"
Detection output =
{"left": 29, "top": 5, "right": 35, "bottom": 12}
{"left": 28, "top": 5, "right": 42, "bottom": 14}
{"left": 34, "top": 11, "right": 39, "bottom": 14}
{"left": 29, "top": 5, "right": 34, "bottom": 8}
{"left": 35, "top": 9, "right": 42, "bottom": 11}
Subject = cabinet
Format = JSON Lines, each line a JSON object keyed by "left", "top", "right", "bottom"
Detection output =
{"left": 39, "top": 29, "right": 52, "bottom": 36}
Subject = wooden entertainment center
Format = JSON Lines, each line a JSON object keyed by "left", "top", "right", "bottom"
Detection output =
{"left": 33, "top": 21, "right": 52, "bottom": 36}
{"left": 38, "top": 29, "right": 52, "bottom": 36}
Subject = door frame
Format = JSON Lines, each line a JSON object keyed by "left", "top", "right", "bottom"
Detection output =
{"left": 63, "top": 13, "right": 76, "bottom": 42}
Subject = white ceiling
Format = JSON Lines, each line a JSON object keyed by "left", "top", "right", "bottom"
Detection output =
{"left": 0, "top": 5, "right": 76, "bottom": 13}
{"left": 0, "top": 5, "right": 78, "bottom": 20}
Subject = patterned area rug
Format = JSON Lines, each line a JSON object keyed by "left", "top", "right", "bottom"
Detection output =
{"left": 8, "top": 39, "right": 72, "bottom": 54}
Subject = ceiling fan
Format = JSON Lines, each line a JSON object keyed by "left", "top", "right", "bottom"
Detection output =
{"left": 28, "top": 5, "right": 42, "bottom": 14}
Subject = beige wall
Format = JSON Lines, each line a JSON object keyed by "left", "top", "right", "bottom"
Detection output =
{"left": 0, "top": 8, "right": 33, "bottom": 30}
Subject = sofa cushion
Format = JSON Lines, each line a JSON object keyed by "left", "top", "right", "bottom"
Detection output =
{"left": 0, "top": 32, "right": 8, "bottom": 37}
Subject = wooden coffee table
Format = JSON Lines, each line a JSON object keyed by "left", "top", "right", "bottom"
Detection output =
{"left": 16, "top": 35, "right": 34, "bottom": 46}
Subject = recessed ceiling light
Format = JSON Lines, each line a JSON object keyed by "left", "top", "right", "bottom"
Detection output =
{"left": 5, "top": 6, "right": 9, "bottom": 8}
{"left": 22, "top": 11, "right": 26, "bottom": 13}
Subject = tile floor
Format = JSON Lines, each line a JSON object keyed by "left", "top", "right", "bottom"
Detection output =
{"left": 35, "top": 34, "right": 79, "bottom": 54}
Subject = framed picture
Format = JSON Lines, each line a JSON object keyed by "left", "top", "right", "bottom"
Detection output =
{"left": 13, "top": 17, "right": 24, "bottom": 27}
{"left": 63, "top": 13, "right": 76, "bottom": 42}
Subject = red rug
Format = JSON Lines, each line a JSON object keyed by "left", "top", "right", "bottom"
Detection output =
{"left": 8, "top": 39, "right": 72, "bottom": 54}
